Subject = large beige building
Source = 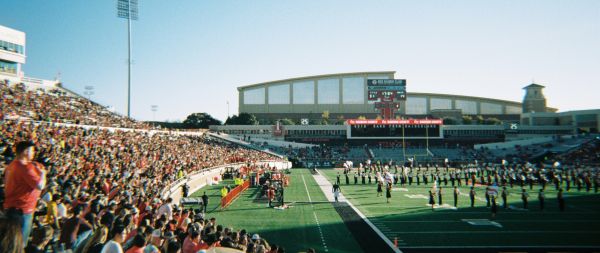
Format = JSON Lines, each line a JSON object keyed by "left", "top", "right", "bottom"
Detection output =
{"left": 237, "top": 71, "right": 556, "bottom": 123}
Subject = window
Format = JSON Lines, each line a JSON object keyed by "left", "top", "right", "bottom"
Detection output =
{"left": 0, "top": 60, "right": 17, "bottom": 74}
{"left": 506, "top": 106, "right": 521, "bottom": 114}
{"left": 481, "top": 103, "right": 502, "bottom": 114}
{"left": 0, "top": 40, "right": 24, "bottom": 54}
{"left": 243, "top": 88, "right": 265, "bottom": 104}
{"left": 268, "top": 84, "right": 290, "bottom": 104}
{"left": 406, "top": 97, "right": 427, "bottom": 115}
{"left": 430, "top": 98, "right": 451, "bottom": 110}
{"left": 318, "top": 79, "right": 339, "bottom": 104}
{"left": 293, "top": 81, "right": 314, "bottom": 104}
{"left": 455, "top": 100, "right": 477, "bottom": 114}
{"left": 342, "top": 77, "right": 364, "bottom": 104}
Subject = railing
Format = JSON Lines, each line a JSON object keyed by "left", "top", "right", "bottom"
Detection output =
{"left": 221, "top": 180, "right": 250, "bottom": 208}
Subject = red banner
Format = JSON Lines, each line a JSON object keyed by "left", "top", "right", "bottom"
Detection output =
{"left": 221, "top": 180, "right": 250, "bottom": 208}
{"left": 346, "top": 119, "right": 442, "bottom": 125}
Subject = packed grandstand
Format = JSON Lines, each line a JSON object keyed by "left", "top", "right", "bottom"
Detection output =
{"left": 0, "top": 79, "right": 290, "bottom": 253}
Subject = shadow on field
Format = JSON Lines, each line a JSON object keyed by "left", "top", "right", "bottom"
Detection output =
{"left": 366, "top": 193, "right": 600, "bottom": 253}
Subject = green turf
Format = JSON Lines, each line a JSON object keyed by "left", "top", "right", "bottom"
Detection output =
{"left": 321, "top": 168, "right": 600, "bottom": 248}
{"left": 190, "top": 169, "right": 364, "bottom": 253}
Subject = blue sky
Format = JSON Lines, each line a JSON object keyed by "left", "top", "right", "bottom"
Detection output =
{"left": 2, "top": 0, "right": 599, "bottom": 122}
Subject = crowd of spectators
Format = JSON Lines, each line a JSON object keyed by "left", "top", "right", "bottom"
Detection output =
{"left": 553, "top": 138, "right": 600, "bottom": 166}
{"left": 0, "top": 81, "right": 287, "bottom": 253}
{"left": 1, "top": 80, "right": 149, "bottom": 129}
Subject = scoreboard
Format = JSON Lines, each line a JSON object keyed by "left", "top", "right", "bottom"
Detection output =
{"left": 367, "top": 79, "right": 406, "bottom": 101}
{"left": 347, "top": 119, "right": 443, "bottom": 139}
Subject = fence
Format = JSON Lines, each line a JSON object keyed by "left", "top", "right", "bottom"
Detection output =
{"left": 221, "top": 180, "right": 250, "bottom": 208}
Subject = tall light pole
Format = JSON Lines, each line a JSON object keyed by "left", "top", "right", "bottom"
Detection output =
{"left": 151, "top": 105, "right": 158, "bottom": 121}
{"left": 117, "top": 0, "right": 138, "bottom": 118}
{"left": 226, "top": 101, "right": 230, "bottom": 119}
{"left": 84, "top": 86, "right": 94, "bottom": 100}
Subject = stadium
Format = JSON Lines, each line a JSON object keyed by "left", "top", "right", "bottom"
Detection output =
{"left": 2, "top": 2, "right": 600, "bottom": 253}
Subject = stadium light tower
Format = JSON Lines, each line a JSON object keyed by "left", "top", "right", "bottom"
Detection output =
{"left": 84, "top": 86, "right": 95, "bottom": 100}
{"left": 151, "top": 105, "right": 158, "bottom": 121}
{"left": 117, "top": 0, "right": 138, "bottom": 118}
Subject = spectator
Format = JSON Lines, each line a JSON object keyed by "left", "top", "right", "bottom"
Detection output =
{"left": 0, "top": 214, "right": 24, "bottom": 253}
{"left": 101, "top": 225, "right": 127, "bottom": 253}
{"left": 24, "top": 226, "right": 53, "bottom": 253}
{"left": 3, "top": 141, "right": 46, "bottom": 246}
{"left": 81, "top": 226, "right": 109, "bottom": 253}
{"left": 125, "top": 234, "right": 146, "bottom": 253}
{"left": 157, "top": 198, "right": 173, "bottom": 221}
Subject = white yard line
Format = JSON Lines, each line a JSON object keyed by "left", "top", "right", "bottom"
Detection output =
{"left": 370, "top": 219, "right": 600, "bottom": 223}
{"left": 392, "top": 230, "right": 600, "bottom": 234}
{"left": 302, "top": 175, "right": 328, "bottom": 252}
{"left": 399, "top": 245, "right": 600, "bottom": 249}
{"left": 313, "top": 170, "right": 402, "bottom": 253}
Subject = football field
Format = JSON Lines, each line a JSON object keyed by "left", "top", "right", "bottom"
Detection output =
{"left": 189, "top": 169, "right": 365, "bottom": 253}
{"left": 320, "top": 168, "right": 600, "bottom": 251}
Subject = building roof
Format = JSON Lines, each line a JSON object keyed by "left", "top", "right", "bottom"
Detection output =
{"left": 237, "top": 71, "right": 396, "bottom": 91}
{"left": 523, "top": 83, "right": 545, "bottom": 89}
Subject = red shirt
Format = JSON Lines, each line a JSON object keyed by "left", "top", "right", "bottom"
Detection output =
{"left": 126, "top": 246, "right": 145, "bottom": 253}
{"left": 3, "top": 160, "right": 43, "bottom": 214}
{"left": 182, "top": 236, "right": 203, "bottom": 253}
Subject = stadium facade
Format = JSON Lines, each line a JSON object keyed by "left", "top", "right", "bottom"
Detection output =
{"left": 237, "top": 71, "right": 557, "bottom": 123}
{"left": 211, "top": 72, "right": 599, "bottom": 145}
{"left": 0, "top": 25, "right": 25, "bottom": 80}
{"left": 0, "top": 25, "right": 59, "bottom": 87}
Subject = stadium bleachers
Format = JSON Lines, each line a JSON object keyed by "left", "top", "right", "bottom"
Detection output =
{"left": 0, "top": 80, "right": 286, "bottom": 252}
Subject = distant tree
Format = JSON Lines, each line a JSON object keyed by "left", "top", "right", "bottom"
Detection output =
{"left": 322, "top": 110, "right": 330, "bottom": 120}
{"left": 484, "top": 117, "right": 502, "bottom": 125}
{"left": 183, "top": 112, "right": 222, "bottom": 128}
{"left": 462, "top": 115, "right": 473, "bottom": 125}
{"left": 443, "top": 117, "right": 457, "bottom": 125}
{"left": 475, "top": 115, "right": 485, "bottom": 125}
{"left": 279, "top": 118, "right": 295, "bottom": 125}
{"left": 335, "top": 115, "right": 346, "bottom": 125}
{"left": 225, "top": 113, "right": 258, "bottom": 125}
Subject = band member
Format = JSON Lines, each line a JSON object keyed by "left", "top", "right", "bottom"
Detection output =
{"left": 438, "top": 187, "right": 443, "bottom": 205}
{"left": 501, "top": 187, "right": 508, "bottom": 209}
{"left": 386, "top": 184, "right": 392, "bottom": 203}
{"left": 453, "top": 186, "right": 460, "bottom": 207}
{"left": 429, "top": 190, "right": 435, "bottom": 211}
{"left": 491, "top": 196, "right": 498, "bottom": 218}
{"left": 332, "top": 183, "right": 341, "bottom": 202}
{"left": 469, "top": 187, "right": 476, "bottom": 207}
{"left": 521, "top": 188, "right": 529, "bottom": 209}
{"left": 377, "top": 181, "right": 383, "bottom": 197}
{"left": 485, "top": 187, "right": 491, "bottom": 207}
{"left": 354, "top": 172, "right": 358, "bottom": 184}
{"left": 558, "top": 188, "right": 565, "bottom": 212}
{"left": 538, "top": 189, "right": 545, "bottom": 211}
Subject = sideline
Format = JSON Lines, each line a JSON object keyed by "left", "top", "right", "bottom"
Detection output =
{"left": 302, "top": 175, "right": 329, "bottom": 252}
{"left": 312, "top": 170, "right": 402, "bottom": 253}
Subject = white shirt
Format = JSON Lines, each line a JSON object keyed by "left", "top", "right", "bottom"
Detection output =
{"left": 101, "top": 240, "right": 123, "bottom": 253}
{"left": 57, "top": 203, "right": 67, "bottom": 218}
{"left": 157, "top": 203, "right": 173, "bottom": 220}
